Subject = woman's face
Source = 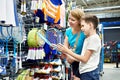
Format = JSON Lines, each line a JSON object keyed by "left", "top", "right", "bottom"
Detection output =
{"left": 68, "top": 13, "right": 80, "bottom": 28}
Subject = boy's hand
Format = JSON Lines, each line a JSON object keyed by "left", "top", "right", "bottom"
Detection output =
{"left": 57, "top": 43, "right": 68, "bottom": 53}
{"left": 66, "top": 54, "right": 75, "bottom": 64}
{"left": 66, "top": 57, "right": 74, "bottom": 64}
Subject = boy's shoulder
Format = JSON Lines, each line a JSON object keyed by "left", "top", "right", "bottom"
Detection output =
{"left": 88, "top": 34, "right": 101, "bottom": 41}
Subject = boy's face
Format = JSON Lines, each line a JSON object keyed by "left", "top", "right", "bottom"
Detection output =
{"left": 81, "top": 20, "right": 91, "bottom": 36}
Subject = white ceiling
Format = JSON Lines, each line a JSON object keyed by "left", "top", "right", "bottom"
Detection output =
{"left": 71, "top": 0, "right": 120, "bottom": 18}
{"left": 75, "top": 0, "right": 120, "bottom": 9}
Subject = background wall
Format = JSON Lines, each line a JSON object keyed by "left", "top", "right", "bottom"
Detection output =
{"left": 104, "top": 28, "right": 120, "bottom": 42}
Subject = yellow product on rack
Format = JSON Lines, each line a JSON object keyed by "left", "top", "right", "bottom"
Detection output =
{"left": 27, "top": 28, "right": 45, "bottom": 48}
{"left": 16, "top": 69, "right": 29, "bottom": 80}
{"left": 25, "top": 74, "right": 34, "bottom": 80}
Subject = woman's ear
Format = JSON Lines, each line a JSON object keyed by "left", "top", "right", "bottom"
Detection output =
{"left": 79, "top": 21, "right": 81, "bottom": 26}
{"left": 79, "top": 23, "right": 81, "bottom": 26}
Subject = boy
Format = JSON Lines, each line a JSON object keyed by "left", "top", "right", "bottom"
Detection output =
{"left": 57, "top": 14, "right": 101, "bottom": 80}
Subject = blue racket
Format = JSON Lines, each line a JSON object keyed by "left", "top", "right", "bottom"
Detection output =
{"left": 37, "top": 32, "right": 52, "bottom": 46}
{"left": 45, "top": 28, "right": 64, "bottom": 58}
{"left": 37, "top": 28, "right": 64, "bottom": 50}
{"left": 46, "top": 28, "right": 64, "bottom": 48}
{"left": 0, "top": 25, "right": 12, "bottom": 75}
{"left": 11, "top": 18, "right": 26, "bottom": 71}
{"left": 0, "top": 40, "right": 6, "bottom": 75}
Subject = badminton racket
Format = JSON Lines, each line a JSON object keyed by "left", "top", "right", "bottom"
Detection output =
{"left": 46, "top": 28, "right": 64, "bottom": 60}
{"left": 46, "top": 28, "right": 64, "bottom": 48}
{"left": 0, "top": 25, "right": 12, "bottom": 75}
{"left": 45, "top": 28, "right": 64, "bottom": 57}
{"left": 37, "top": 28, "right": 63, "bottom": 48}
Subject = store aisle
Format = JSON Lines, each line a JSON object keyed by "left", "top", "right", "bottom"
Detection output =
{"left": 100, "top": 63, "right": 120, "bottom": 80}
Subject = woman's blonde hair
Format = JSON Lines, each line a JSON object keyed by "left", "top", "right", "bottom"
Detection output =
{"left": 70, "top": 8, "right": 85, "bottom": 21}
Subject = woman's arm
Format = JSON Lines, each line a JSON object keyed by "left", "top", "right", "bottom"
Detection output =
{"left": 64, "top": 36, "right": 69, "bottom": 47}
{"left": 60, "top": 36, "right": 69, "bottom": 59}
{"left": 61, "top": 36, "right": 79, "bottom": 63}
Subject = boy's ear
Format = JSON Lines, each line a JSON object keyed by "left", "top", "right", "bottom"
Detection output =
{"left": 89, "top": 22, "right": 93, "bottom": 29}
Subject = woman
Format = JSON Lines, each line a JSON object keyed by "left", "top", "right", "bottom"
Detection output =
{"left": 61, "top": 8, "right": 85, "bottom": 80}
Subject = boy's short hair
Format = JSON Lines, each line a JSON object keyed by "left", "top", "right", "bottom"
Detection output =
{"left": 81, "top": 14, "right": 99, "bottom": 29}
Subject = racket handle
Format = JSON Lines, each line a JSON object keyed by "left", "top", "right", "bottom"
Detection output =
{"left": 51, "top": 44, "right": 57, "bottom": 50}
{"left": 37, "top": 32, "right": 52, "bottom": 46}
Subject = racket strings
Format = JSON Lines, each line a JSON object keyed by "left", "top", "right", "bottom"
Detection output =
{"left": 1, "top": 27, "right": 9, "bottom": 40}
{"left": 47, "top": 30, "right": 58, "bottom": 44}
{"left": 7, "top": 26, "right": 13, "bottom": 40}
{"left": 46, "top": 28, "right": 63, "bottom": 45}
{"left": 12, "top": 26, "right": 26, "bottom": 43}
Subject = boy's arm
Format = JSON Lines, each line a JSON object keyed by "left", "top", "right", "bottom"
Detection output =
{"left": 66, "top": 48, "right": 94, "bottom": 63}
{"left": 57, "top": 43, "right": 94, "bottom": 63}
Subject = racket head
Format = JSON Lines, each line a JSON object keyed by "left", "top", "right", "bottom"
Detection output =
{"left": 0, "top": 26, "right": 13, "bottom": 43}
{"left": 46, "top": 28, "right": 64, "bottom": 45}
{"left": 12, "top": 25, "right": 26, "bottom": 43}
{"left": 7, "top": 26, "right": 13, "bottom": 40}
{"left": 12, "top": 13, "right": 26, "bottom": 44}
{"left": 45, "top": 28, "right": 64, "bottom": 55}
{"left": 1, "top": 27, "right": 9, "bottom": 41}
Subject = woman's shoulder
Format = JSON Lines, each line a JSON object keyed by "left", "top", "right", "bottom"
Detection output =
{"left": 66, "top": 27, "right": 72, "bottom": 32}
{"left": 65, "top": 27, "right": 72, "bottom": 34}
{"left": 80, "top": 31, "right": 86, "bottom": 38}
